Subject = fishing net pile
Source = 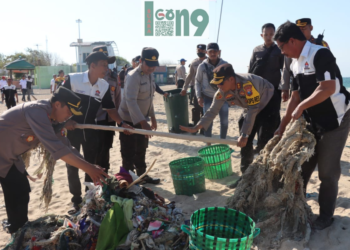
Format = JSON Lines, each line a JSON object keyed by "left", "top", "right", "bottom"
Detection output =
{"left": 227, "top": 117, "right": 317, "bottom": 249}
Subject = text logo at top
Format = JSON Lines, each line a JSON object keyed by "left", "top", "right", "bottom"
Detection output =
{"left": 144, "top": 1, "right": 209, "bottom": 38}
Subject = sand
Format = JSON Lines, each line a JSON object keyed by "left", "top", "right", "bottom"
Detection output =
{"left": 0, "top": 86, "right": 350, "bottom": 249}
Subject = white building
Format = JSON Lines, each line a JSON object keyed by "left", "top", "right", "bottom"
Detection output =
{"left": 70, "top": 41, "right": 119, "bottom": 71}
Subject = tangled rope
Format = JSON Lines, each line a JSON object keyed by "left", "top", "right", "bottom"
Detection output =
{"left": 227, "top": 117, "right": 316, "bottom": 249}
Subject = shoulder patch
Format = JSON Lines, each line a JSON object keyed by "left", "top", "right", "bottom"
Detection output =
{"left": 216, "top": 92, "right": 223, "bottom": 100}
{"left": 243, "top": 81, "right": 260, "bottom": 106}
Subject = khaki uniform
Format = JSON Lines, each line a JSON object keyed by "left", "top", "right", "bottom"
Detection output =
{"left": 118, "top": 65, "right": 155, "bottom": 125}
{"left": 183, "top": 58, "right": 205, "bottom": 91}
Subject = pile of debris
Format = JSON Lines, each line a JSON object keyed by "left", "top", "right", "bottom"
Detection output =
{"left": 227, "top": 118, "right": 317, "bottom": 249}
{"left": 5, "top": 167, "right": 189, "bottom": 250}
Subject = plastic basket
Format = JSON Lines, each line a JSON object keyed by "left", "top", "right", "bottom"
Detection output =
{"left": 198, "top": 144, "right": 233, "bottom": 179}
{"left": 169, "top": 157, "right": 206, "bottom": 196}
{"left": 182, "top": 207, "right": 260, "bottom": 250}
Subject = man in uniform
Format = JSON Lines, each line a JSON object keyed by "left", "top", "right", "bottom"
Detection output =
{"left": 274, "top": 21, "right": 350, "bottom": 230}
{"left": 281, "top": 18, "right": 330, "bottom": 102}
{"left": 180, "top": 63, "right": 277, "bottom": 187}
{"left": 180, "top": 44, "right": 207, "bottom": 133}
{"left": 0, "top": 87, "right": 109, "bottom": 234}
{"left": 195, "top": 43, "right": 228, "bottom": 141}
{"left": 1, "top": 78, "right": 18, "bottom": 109}
{"left": 0, "top": 76, "right": 8, "bottom": 102}
{"left": 55, "top": 70, "right": 65, "bottom": 89}
{"left": 118, "top": 47, "right": 160, "bottom": 184}
{"left": 19, "top": 75, "right": 27, "bottom": 102}
{"left": 175, "top": 59, "right": 187, "bottom": 89}
{"left": 95, "top": 46, "right": 124, "bottom": 175}
{"left": 63, "top": 46, "right": 132, "bottom": 213}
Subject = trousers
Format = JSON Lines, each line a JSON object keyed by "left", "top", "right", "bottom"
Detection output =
{"left": 95, "top": 119, "right": 116, "bottom": 171}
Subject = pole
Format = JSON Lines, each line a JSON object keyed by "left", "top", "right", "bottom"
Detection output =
{"left": 75, "top": 124, "right": 238, "bottom": 146}
{"left": 216, "top": 0, "right": 224, "bottom": 44}
{"left": 76, "top": 19, "right": 82, "bottom": 72}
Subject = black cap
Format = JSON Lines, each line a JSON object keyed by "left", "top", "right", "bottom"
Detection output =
{"left": 53, "top": 87, "right": 83, "bottom": 116}
{"left": 296, "top": 18, "right": 312, "bottom": 27}
{"left": 141, "top": 47, "right": 159, "bottom": 67}
{"left": 197, "top": 44, "right": 206, "bottom": 50}
{"left": 210, "top": 63, "right": 235, "bottom": 85}
{"left": 207, "top": 43, "right": 219, "bottom": 51}
{"left": 135, "top": 55, "right": 141, "bottom": 62}
{"left": 85, "top": 46, "right": 116, "bottom": 64}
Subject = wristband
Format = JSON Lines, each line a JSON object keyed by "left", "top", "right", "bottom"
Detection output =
{"left": 241, "top": 133, "right": 249, "bottom": 138}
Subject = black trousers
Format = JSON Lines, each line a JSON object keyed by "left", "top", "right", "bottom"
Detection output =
{"left": 120, "top": 122, "right": 148, "bottom": 176}
{"left": 5, "top": 99, "right": 16, "bottom": 109}
{"left": 0, "top": 165, "right": 30, "bottom": 233}
{"left": 192, "top": 94, "right": 204, "bottom": 125}
{"left": 27, "top": 89, "right": 31, "bottom": 101}
{"left": 96, "top": 119, "right": 116, "bottom": 171}
{"left": 190, "top": 85, "right": 195, "bottom": 104}
{"left": 238, "top": 89, "right": 281, "bottom": 173}
{"left": 21, "top": 89, "right": 27, "bottom": 101}
{"left": 66, "top": 129, "right": 98, "bottom": 205}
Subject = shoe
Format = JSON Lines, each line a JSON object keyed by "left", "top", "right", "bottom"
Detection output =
{"left": 67, "top": 204, "right": 81, "bottom": 215}
{"left": 2, "top": 219, "right": 11, "bottom": 233}
{"left": 143, "top": 175, "right": 160, "bottom": 184}
{"left": 229, "top": 177, "right": 242, "bottom": 189}
{"left": 312, "top": 217, "right": 334, "bottom": 230}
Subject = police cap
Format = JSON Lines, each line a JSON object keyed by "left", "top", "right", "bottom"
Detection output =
{"left": 141, "top": 47, "right": 159, "bottom": 67}
{"left": 85, "top": 46, "right": 116, "bottom": 64}
{"left": 53, "top": 87, "right": 83, "bottom": 116}
{"left": 210, "top": 63, "right": 235, "bottom": 85}
{"left": 296, "top": 18, "right": 312, "bottom": 27}
{"left": 197, "top": 44, "right": 206, "bottom": 50}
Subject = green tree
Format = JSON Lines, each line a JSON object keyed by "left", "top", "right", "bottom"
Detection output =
{"left": 115, "top": 56, "right": 130, "bottom": 67}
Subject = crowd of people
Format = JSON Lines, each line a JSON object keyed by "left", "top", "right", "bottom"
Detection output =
{"left": 0, "top": 17, "right": 349, "bottom": 237}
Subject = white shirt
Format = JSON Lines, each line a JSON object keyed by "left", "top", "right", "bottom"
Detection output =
{"left": 19, "top": 79, "right": 27, "bottom": 89}
{"left": 50, "top": 79, "right": 55, "bottom": 91}
{"left": 0, "top": 80, "right": 7, "bottom": 89}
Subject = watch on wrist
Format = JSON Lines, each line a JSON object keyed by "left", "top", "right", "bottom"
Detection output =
{"left": 118, "top": 121, "right": 124, "bottom": 127}
{"left": 241, "top": 133, "right": 249, "bottom": 138}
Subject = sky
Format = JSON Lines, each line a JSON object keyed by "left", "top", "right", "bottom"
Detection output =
{"left": 2, "top": 0, "right": 350, "bottom": 75}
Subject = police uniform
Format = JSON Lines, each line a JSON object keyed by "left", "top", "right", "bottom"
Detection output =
{"left": 95, "top": 48, "right": 122, "bottom": 172}
{"left": 183, "top": 44, "right": 207, "bottom": 127}
{"left": 0, "top": 87, "right": 82, "bottom": 233}
{"left": 290, "top": 41, "right": 350, "bottom": 224}
{"left": 2, "top": 83, "right": 17, "bottom": 109}
{"left": 197, "top": 64, "right": 277, "bottom": 173}
{"left": 63, "top": 48, "right": 116, "bottom": 206}
{"left": 281, "top": 18, "right": 330, "bottom": 91}
{"left": 118, "top": 47, "right": 157, "bottom": 177}
{"left": 175, "top": 59, "right": 187, "bottom": 89}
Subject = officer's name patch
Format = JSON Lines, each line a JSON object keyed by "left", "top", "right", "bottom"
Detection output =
{"left": 243, "top": 81, "right": 260, "bottom": 106}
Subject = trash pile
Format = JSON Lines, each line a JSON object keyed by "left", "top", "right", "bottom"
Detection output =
{"left": 4, "top": 167, "right": 190, "bottom": 250}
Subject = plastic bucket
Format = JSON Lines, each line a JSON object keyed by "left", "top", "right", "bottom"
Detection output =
{"left": 198, "top": 144, "right": 234, "bottom": 179}
{"left": 169, "top": 157, "right": 206, "bottom": 196}
{"left": 182, "top": 207, "right": 260, "bottom": 250}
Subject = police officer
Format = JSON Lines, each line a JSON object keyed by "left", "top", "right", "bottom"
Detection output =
{"left": 95, "top": 46, "right": 124, "bottom": 174}
{"left": 180, "top": 44, "right": 207, "bottom": 133}
{"left": 118, "top": 47, "right": 160, "bottom": 184}
{"left": 180, "top": 63, "right": 278, "bottom": 187}
{"left": 275, "top": 21, "right": 350, "bottom": 230}
{"left": 63, "top": 46, "right": 132, "bottom": 213}
{"left": 0, "top": 87, "right": 109, "bottom": 234}
{"left": 1, "top": 78, "right": 18, "bottom": 109}
{"left": 281, "top": 18, "right": 330, "bottom": 102}
{"left": 175, "top": 59, "right": 187, "bottom": 89}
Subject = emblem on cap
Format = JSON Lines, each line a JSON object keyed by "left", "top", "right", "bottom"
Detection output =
{"left": 26, "top": 135, "right": 34, "bottom": 142}
{"left": 99, "top": 48, "right": 103, "bottom": 52}
{"left": 152, "top": 56, "right": 156, "bottom": 60}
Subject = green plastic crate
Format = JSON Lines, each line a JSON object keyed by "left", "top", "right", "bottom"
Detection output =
{"left": 169, "top": 157, "right": 206, "bottom": 196}
{"left": 198, "top": 144, "right": 233, "bottom": 179}
{"left": 182, "top": 207, "right": 260, "bottom": 250}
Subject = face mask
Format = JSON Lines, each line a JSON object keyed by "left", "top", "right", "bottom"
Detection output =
{"left": 197, "top": 52, "right": 205, "bottom": 58}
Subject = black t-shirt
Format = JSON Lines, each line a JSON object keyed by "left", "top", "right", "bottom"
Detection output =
{"left": 2, "top": 85, "right": 17, "bottom": 101}
{"left": 26, "top": 79, "right": 33, "bottom": 89}
{"left": 63, "top": 75, "right": 115, "bottom": 124}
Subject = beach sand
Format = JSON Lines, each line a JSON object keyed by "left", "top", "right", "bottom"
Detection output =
{"left": 1, "top": 86, "right": 350, "bottom": 249}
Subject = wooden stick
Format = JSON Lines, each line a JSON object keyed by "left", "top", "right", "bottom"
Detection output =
{"left": 75, "top": 124, "right": 238, "bottom": 146}
{"left": 127, "top": 159, "right": 157, "bottom": 189}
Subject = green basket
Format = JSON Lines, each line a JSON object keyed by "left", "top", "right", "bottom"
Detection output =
{"left": 169, "top": 157, "right": 206, "bottom": 196}
{"left": 198, "top": 144, "right": 233, "bottom": 179}
{"left": 182, "top": 207, "right": 260, "bottom": 250}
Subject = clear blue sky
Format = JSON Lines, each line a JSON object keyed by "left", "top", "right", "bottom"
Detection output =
{"left": 2, "top": 0, "right": 350, "bottom": 75}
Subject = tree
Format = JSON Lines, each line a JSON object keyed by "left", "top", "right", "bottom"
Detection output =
{"left": 116, "top": 56, "right": 130, "bottom": 67}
